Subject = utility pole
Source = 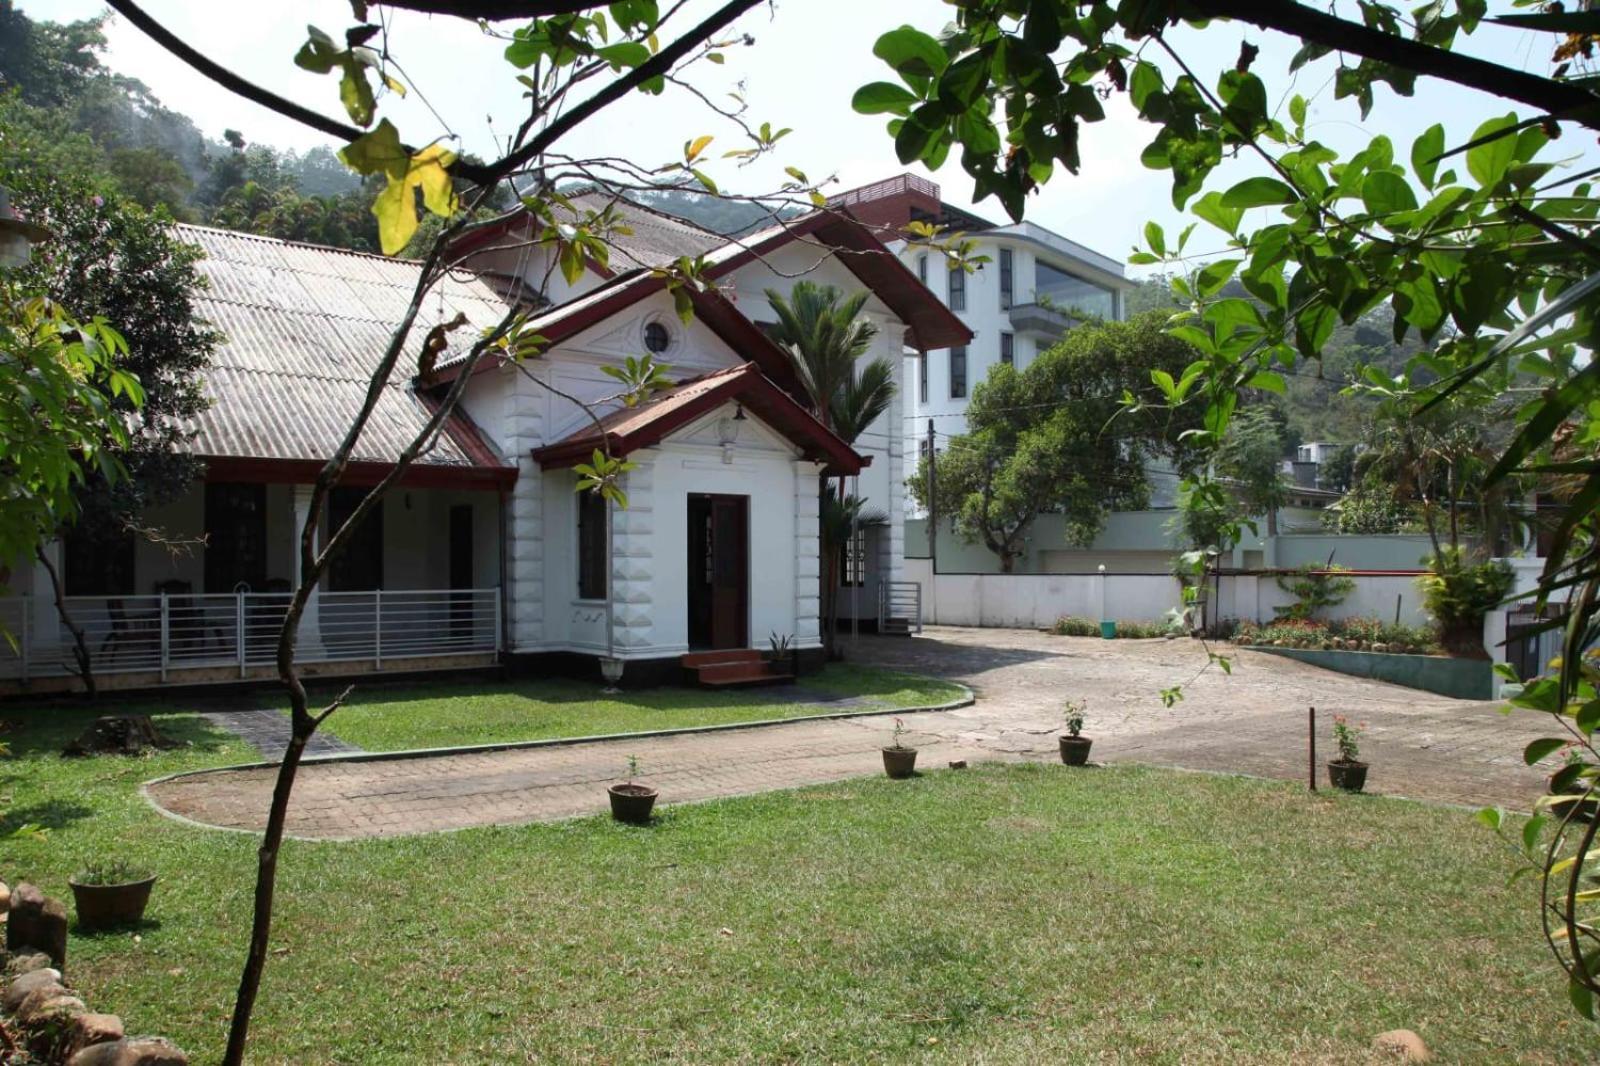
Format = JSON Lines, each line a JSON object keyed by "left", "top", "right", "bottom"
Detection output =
{"left": 926, "top": 418, "right": 937, "bottom": 575}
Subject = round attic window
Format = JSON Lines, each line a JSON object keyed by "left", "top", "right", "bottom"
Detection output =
{"left": 643, "top": 320, "right": 671, "bottom": 353}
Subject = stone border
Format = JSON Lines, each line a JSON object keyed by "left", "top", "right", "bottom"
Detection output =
{"left": 139, "top": 681, "right": 975, "bottom": 834}
{"left": 1246, "top": 644, "right": 1494, "bottom": 700}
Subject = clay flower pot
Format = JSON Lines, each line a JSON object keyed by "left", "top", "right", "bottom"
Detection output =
{"left": 607, "top": 783, "right": 659, "bottom": 824}
{"left": 69, "top": 875, "right": 156, "bottom": 930}
{"left": 1327, "top": 760, "right": 1368, "bottom": 792}
{"left": 1059, "top": 735, "right": 1093, "bottom": 766}
{"left": 882, "top": 746, "right": 918, "bottom": 779}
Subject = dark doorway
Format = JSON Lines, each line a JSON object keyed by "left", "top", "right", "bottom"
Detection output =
{"left": 687, "top": 494, "right": 749, "bottom": 650}
{"left": 449, "top": 504, "right": 474, "bottom": 638}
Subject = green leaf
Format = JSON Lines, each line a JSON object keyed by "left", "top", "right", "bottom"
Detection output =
{"left": 1144, "top": 221, "right": 1166, "bottom": 257}
{"left": 1288, "top": 94, "right": 1306, "bottom": 129}
{"left": 1361, "top": 171, "right": 1418, "bottom": 218}
{"left": 1194, "top": 258, "right": 1240, "bottom": 298}
{"left": 294, "top": 25, "right": 340, "bottom": 73}
{"left": 1525, "top": 738, "right": 1569, "bottom": 766}
{"left": 872, "top": 25, "right": 947, "bottom": 82}
{"left": 1474, "top": 806, "right": 1503, "bottom": 831}
{"left": 1522, "top": 814, "right": 1547, "bottom": 851}
{"left": 852, "top": 81, "right": 918, "bottom": 116}
{"left": 1571, "top": 976, "right": 1596, "bottom": 1021}
{"left": 1245, "top": 370, "right": 1285, "bottom": 394}
{"left": 339, "top": 63, "right": 376, "bottom": 126}
{"left": 1465, "top": 113, "right": 1520, "bottom": 188}
{"left": 1191, "top": 191, "right": 1244, "bottom": 235}
{"left": 1219, "top": 176, "right": 1297, "bottom": 208}
{"left": 1411, "top": 123, "right": 1445, "bottom": 189}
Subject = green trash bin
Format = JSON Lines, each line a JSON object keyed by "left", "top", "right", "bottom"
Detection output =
{"left": 1099, "top": 620, "right": 1116, "bottom": 639}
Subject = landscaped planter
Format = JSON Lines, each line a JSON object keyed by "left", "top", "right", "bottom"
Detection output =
{"left": 882, "top": 746, "right": 918, "bottom": 778}
{"left": 1247, "top": 646, "right": 1493, "bottom": 700}
{"left": 69, "top": 875, "right": 156, "bottom": 929}
{"left": 607, "top": 783, "right": 658, "bottom": 824}
{"left": 1059, "top": 736, "right": 1093, "bottom": 766}
{"left": 1327, "top": 760, "right": 1368, "bottom": 792}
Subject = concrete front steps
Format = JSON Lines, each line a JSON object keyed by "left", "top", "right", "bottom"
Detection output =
{"left": 681, "top": 648, "right": 796, "bottom": 689}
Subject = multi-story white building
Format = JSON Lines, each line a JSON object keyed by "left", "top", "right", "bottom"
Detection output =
{"left": 830, "top": 174, "right": 1134, "bottom": 498}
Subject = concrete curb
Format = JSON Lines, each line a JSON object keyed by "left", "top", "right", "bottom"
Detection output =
{"left": 139, "top": 681, "right": 976, "bottom": 832}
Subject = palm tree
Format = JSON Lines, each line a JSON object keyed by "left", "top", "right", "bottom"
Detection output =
{"left": 765, "top": 282, "right": 897, "bottom": 654}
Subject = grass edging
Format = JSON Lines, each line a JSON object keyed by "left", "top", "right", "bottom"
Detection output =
{"left": 141, "top": 680, "right": 974, "bottom": 784}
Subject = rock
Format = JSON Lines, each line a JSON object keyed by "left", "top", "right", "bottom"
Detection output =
{"left": 6, "top": 949, "right": 54, "bottom": 976}
{"left": 1372, "top": 642, "right": 1389, "bottom": 653}
{"left": 6, "top": 882, "right": 68, "bottom": 968}
{"left": 67, "top": 1036, "right": 189, "bottom": 1065}
{"left": 1372, "top": 1029, "right": 1431, "bottom": 1062}
{"left": 15, "top": 988, "right": 85, "bottom": 1027}
{"left": 66, "top": 1013, "right": 126, "bottom": 1058}
{"left": 2, "top": 965, "right": 63, "bottom": 1012}
{"left": 947, "top": 759, "right": 968, "bottom": 769}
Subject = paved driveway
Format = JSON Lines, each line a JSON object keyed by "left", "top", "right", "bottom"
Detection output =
{"left": 146, "top": 628, "right": 1556, "bottom": 839}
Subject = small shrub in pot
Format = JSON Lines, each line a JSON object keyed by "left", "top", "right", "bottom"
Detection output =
{"left": 882, "top": 717, "right": 918, "bottom": 778}
{"left": 1327, "top": 715, "right": 1369, "bottom": 792}
{"left": 1059, "top": 699, "right": 1092, "bottom": 766}
{"left": 70, "top": 860, "right": 156, "bottom": 929}
{"left": 607, "top": 754, "right": 659, "bottom": 824}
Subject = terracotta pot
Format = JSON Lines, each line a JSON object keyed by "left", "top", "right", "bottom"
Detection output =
{"left": 69, "top": 876, "right": 155, "bottom": 930}
{"left": 1327, "top": 760, "right": 1368, "bottom": 792}
{"left": 1059, "top": 735, "right": 1093, "bottom": 766}
{"left": 607, "top": 783, "right": 659, "bottom": 824}
{"left": 882, "top": 746, "right": 918, "bottom": 779}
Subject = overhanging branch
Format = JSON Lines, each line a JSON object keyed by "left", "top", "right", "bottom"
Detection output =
{"left": 1195, "top": 0, "right": 1600, "bottom": 129}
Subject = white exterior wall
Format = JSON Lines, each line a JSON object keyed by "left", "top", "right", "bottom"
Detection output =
{"left": 908, "top": 557, "right": 1434, "bottom": 629}
{"left": 896, "top": 230, "right": 1133, "bottom": 515}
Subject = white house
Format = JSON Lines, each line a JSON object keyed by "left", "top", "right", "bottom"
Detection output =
{"left": 0, "top": 194, "right": 967, "bottom": 692}
{"left": 828, "top": 173, "right": 1135, "bottom": 491}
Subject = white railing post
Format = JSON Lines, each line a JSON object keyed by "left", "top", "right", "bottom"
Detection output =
{"left": 236, "top": 592, "right": 247, "bottom": 678}
{"left": 493, "top": 587, "right": 503, "bottom": 654}
{"left": 20, "top": 594, "right": 30, "bottom": 682}
{"left": 159, "top": 592, "right": 170, "bottom": 682}
{"left": 374, "top": 589, "right": 383, "bottom": 669}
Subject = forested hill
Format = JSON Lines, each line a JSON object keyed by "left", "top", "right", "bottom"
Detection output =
{"left": 1124, "top": 276, "right": 1427, "bottom": 449}
{"left": 0, "top": 3, "right": 796, "bottom": 256}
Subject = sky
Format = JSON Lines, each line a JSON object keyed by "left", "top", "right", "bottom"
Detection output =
{"left": 26, "top": 0, "right": 1598, "bottom": 274}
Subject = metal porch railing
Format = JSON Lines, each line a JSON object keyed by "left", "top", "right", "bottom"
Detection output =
{"left": 0, "top": 588, "right": 500, "bottom": 682}
{"left": 877, "top": 580, "right": 923, "bottom": 635}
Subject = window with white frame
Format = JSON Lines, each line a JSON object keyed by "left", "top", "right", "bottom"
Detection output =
{"left": 840, "top": 525, "right": 866, "bottom": 587}
{"left": 948, "top": 261, "right": 966, "bottom": 311}
{"left": 950, "top": 344, "right": 967, "bottom": 398}
{"left": 999, "top": 247, "right": 1013, "bottom": 310}
{"left": 1000, "top": 331, "right": 1015, "bottom": 366}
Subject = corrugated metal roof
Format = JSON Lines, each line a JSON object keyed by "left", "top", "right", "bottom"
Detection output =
{"left": 181, "top": 225, "right": 513, "bottom": 469}
{"left": 562, "top": 191, "right": 725, "bottom": 271}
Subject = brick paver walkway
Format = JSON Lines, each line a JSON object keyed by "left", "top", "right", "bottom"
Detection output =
{"left": 147, "top": 628, "right": 1557, "bottom": 839}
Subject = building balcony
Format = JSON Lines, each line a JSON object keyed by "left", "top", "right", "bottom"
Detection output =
{"left": 1007, "top": 302, "right": 1078, "bottom": 340}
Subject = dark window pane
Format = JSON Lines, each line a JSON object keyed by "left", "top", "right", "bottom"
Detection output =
{"left": 1034, "top": 260, "right": 1115, "bottom": 319}
{"left": 918, "top": 350, "right": 928, "bottom": 403}
{"left": 950, "top": 345, "right": 967, "bottom": 399}
{"left": 327, "top": 487, "right": 384, "bottom": 592}
{"left": 204, "top": 483, "right": 268, "bottom": 593}
{"left": 577, "top": 489, "right": 607, "bottom": 600}
{"left": 999, "top": 248, "right": 1013, "bottom": 310}
{"left": 64, "top": 525, "right": 135, "bottom": 597}
{"left": 948, "top": 263, "right": 966, "bottom": 311}
{"left": 1000, "top": 332, "right": 1014, "bottom": 365}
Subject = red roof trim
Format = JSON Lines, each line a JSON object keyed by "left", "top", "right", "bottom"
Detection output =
{"left": 203, "top": 456, "right": 515, "bottom": 491}
{"left": 531, "top": 363, "right": 868, "bottom": 476}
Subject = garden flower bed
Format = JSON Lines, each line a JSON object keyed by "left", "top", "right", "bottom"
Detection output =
{"left": 1230, "top": 618, "right": 1493, "bottom": 699}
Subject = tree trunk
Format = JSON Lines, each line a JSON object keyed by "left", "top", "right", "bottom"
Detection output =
{"left": 1266, "top": 505, "right": 1278, "bottom": 538}
{"left": 1000, "top": 552, "right": 1015, "bottom": 574}
{"left": 36, "top": 544, "right": 94, "bottom": 698}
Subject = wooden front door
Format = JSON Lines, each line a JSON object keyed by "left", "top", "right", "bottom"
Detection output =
{"left": 687, "top": 494, "right": 748, "bottom": 649}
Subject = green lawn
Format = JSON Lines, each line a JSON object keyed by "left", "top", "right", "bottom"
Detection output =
{"left": 307, "top": 663, "right": 965, "bottom": 752}
{"left": 2, "top": 703, "right": 1596, "bottom": 1064}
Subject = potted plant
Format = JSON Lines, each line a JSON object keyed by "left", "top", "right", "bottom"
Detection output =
{"left": 1548, "top": 747, "right": 1598, "bottom": 824}
{"left": 607, "top": 755, "right": 658, "bottom": 824}
{"left": 69, "top": 860, "right": 156, "bottom": 929}
{"left": 882, "top": 717, "right": 918, "bottom": 778}
{"left": 1059, "top": 699, "right": 1092, "bottom": 766}
{"left": 1327, "top": 714, "right": 1369, "bottom": 792}
{"left": 766, "top": 631, "right": 798, "bottom": 674}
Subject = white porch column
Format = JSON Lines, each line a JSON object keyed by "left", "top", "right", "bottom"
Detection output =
{"left": 794, "top": 459, "right": 823, "bottom": 649}
{"left": 505, "top": 367, "right": 546, "bottom": 651}
{"left": 29, "top": 540, "right": 63, "bottom": 658}
{"left": 290, "top": 485, "right": 325, "bottom": 657}
{"left": 884, "top": 375, "right": 906, "bottom": 589}
{"left": 610, "top": 455, "right": 655, "bottom": 653}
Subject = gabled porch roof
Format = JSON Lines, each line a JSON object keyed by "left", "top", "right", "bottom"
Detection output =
{"left": 530, "top": 363, "right": 870, "bottom": 476}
